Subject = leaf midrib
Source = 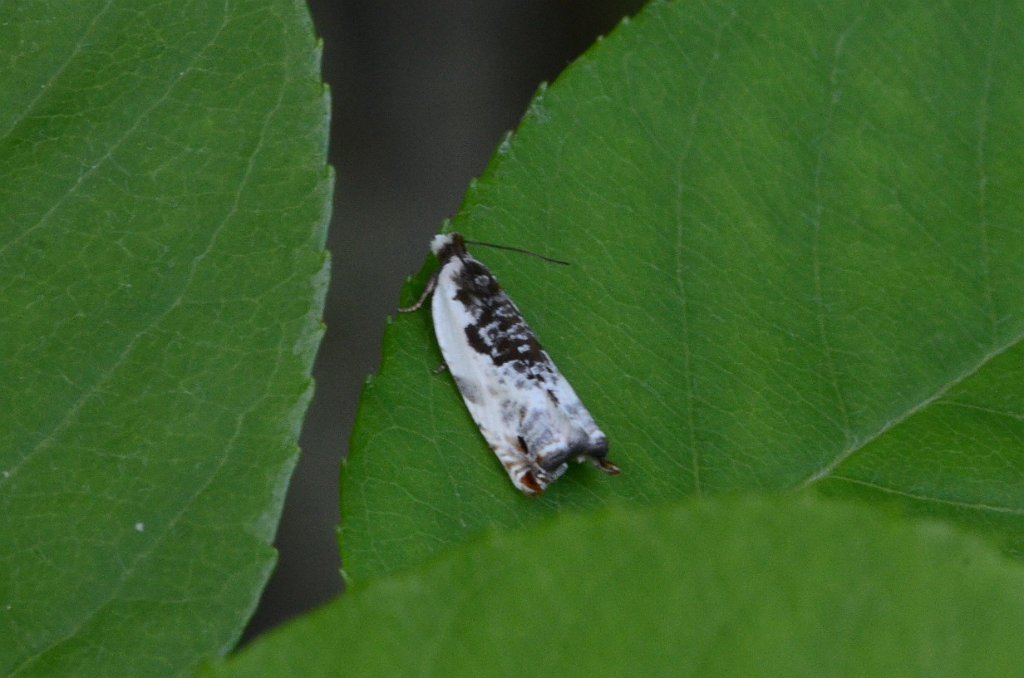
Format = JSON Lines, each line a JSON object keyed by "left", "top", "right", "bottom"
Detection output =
{"left": 798, "top": 331, "right": 1024, "bottom": 491}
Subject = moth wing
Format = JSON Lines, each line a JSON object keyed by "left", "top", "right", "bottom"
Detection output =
{"left": 430, "top": 263, "right": 550, "bottom": 494}
{"left": 518, "top": 355, "right": 612, "bottom": 475}
{"left": 546, "top": 364, "right": 606, "bottom": 446}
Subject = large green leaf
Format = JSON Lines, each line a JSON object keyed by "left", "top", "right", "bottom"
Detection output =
{"left": 209, "top": 497, "right": 1024, "bottom": 676}
{"left": 0, "top": 2, "right": 330, "bottom": 675}
{"left": 343, "top": 0, "right": 1024, "bottom": 581}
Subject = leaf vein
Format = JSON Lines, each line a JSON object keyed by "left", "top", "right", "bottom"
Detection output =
{"left": 827, "top": 475, "right": 1024, "bottom": 516}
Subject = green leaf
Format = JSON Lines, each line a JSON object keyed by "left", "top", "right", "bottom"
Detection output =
{"left": 343, "top": 0, "right": 1024, "bottom": 581}
{"left": 209, "top": 497, "right": 1024, "bottom": 676}
{"left": 0, "top": 2, "right": 330, "bottom": 676}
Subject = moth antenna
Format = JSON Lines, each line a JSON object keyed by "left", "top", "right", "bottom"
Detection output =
{"left": 463, "top": 239, "right": 570, "bottom": 266}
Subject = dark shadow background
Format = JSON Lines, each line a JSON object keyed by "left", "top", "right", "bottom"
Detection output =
{"left": 242, "top": 0, "right": 645, "bottom": 643}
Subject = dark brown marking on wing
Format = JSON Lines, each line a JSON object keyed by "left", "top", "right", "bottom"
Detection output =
{"left": 454, "top": 257, "right": 554, "bottom": 376}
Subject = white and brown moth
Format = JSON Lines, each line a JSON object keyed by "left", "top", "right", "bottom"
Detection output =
{"left": 401, "top": 232, "right": 619, "bottom": 495}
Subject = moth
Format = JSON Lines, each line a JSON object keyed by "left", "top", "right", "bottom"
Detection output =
{"left": 401, "top": 232, "right": 619, "bottom": 495}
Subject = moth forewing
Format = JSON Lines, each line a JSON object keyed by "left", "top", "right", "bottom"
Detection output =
{"left": 405, "top": 232, "right": 619, "bottom": 495}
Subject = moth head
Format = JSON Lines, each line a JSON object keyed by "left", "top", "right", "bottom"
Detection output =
{"left": 430, "top": 232, "right": 466, "bottom": 262}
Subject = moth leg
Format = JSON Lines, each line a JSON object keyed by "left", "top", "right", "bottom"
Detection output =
{"left": 398, "top": 272, "right": 438, "bottom": 312}
{"left": 432, "top": 362, "right": 448, "bottom": 375}
{"left": 589, "top": 457, "right": 621, "bottom": 475}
